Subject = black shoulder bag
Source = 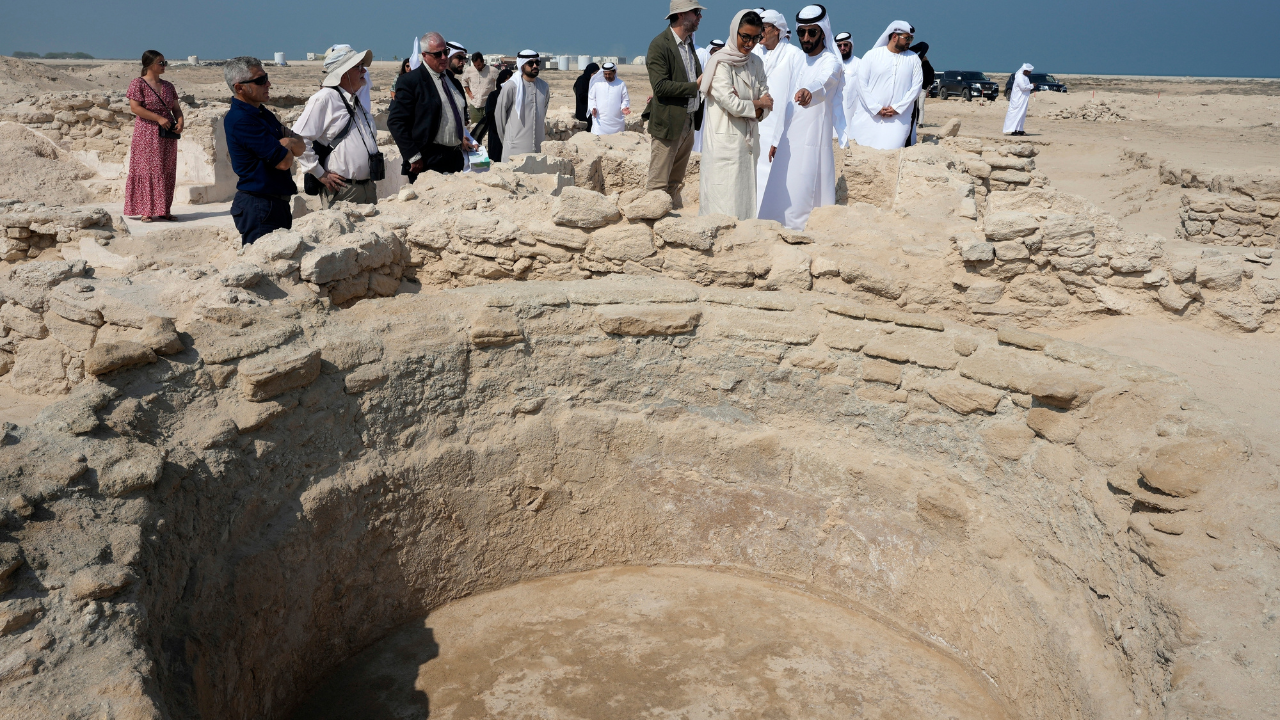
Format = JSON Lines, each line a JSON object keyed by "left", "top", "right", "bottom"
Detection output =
{"left": 303, "top": 88, "right": 356, "bottom": 196}
{"left": 141, "top": 80, "right": 182, "bottom": 140}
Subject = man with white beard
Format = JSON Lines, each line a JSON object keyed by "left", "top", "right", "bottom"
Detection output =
{"left": 588, "top": 63, "right": 631, "bottom": 135}
{"left": 757, "top": 4, "right": 842, "bottom": 231}
{"left": 753, "top": 8, "right": 806, "bottom": 210}
{"left": 849, "top": 20, "right": 922, "bottom": 150}
{"left": 834, "top": 31, "right": 858, "bottom": 147}
{"left": 1003, "top": 63, "right": 1034, "bottom": 136}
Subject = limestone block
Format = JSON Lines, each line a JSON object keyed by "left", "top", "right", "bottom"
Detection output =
{"left": 991, "top": 170, "right": 1032, "bottom": 184}
{"left": 1026, "top": 407, "right": 1082, "bottom": 443}
{"left": 247, "top": 231, "right": 306, "bottom": 261}
{"left": 596, "top": 305, "right": 701, "bottom": 336}
{"left": 1251, "top": 279, "right": 1280, "bottom": 304}
{"left": 220, "top": 263, "right": 263, "bottom": 288}
{"left": 986, "top": 155, "right": 1033, "bottom": 171}
{"left": 45, "top": 312, "right": 96, "bottom": 352}
{"left": 1195, "top": 256, "right": 1245, "bottom": 290}
{"left": 964, "top": 160, "right": 991, "bottom": 179}
{"left": 654, "top": 214, "right": 736, "bottom": 251}
{"left": 1139, "top": 436, "right": 1247, "bottom": 497}
{"left": 1028, "top": 372, "right": 1101, "bottom": 409}
{"left": 84, "top": 341, "right": 156, "bottom": 376}
{"left": 238, "top": 346, "right": 322, "bottom": 402}
{"left": 551, "top": 187, "right": 621, "bottom": 228}
{"left": 48, "top": 291, "right": 104, "bottom": 327}
{"left": 993, "top": 241, "right": 1030, "bottom": 261}
{"left": 591, "top": 224, "right": 655, "bottom": 262}
{"left": 927, "top": 377, "right": 1004, "bottom": 414}
{"left": 959, "top": 239, "right": 995, "bottom": 262}
{"left": 1211, "top": 297, "right": 1266, "bottom": 331}
{"left": 300, "top": 245, "right": 359, "bottom": 284}
{"left": 1008, "top": 274, "right": 1071, "bottom": 306}
{"left": 1158, "top": 284, "right": 1193, "bottom": 311}
{"left": 761, "top": 244, "right": 812, "bottom": 291}
{"left": 529, "top": 223, "right": 590, "bottom": 250}
{"left": 860, "top": 358, "right": 902, "bottom": 386}
{"left": 1, "top": 302, "right": 48, "bottom": 339}
{"left": 619, "top": 190, "right": 673, "bottom": 221}
{"left": 984, "top": 212, "right": 1039, "bottom": 241}
{"left": 344, "top": 363, "right": 389, "bottom": 393}
{"left": 1211, "top": 220, "right": 1239, "bottom": 238}
{"left": 329, "top": 272, "right": 370, "bottom": 304}
{"left": 471, "top": 312, "right": 524, "bottom": 347}
{"left": 133, "top": 316, "right": 184, "bottom": 355}
{"left": 966, "top": 280, "right": 1004, "bottom": 304}
{"left": 1002, "top": 143, "right": 1037, "bottom": 158}
{"left": 455, "top": 211, "right": 520, "bottom": 244}
{"left": 1109, "top": 256, "right": 1152, "bottom": 273}
{"left": 97, "top": 447, "right": 164, "bottom": 497}
{"left": 1092, "top": 287, "right": 1133, "bottom": 313}
{"left": 939, "top": 118, "right": 961, "bottom": 137}
{"left": 8, "top": 339, "right": 71, "bottom": 395}
{"left": 370, "top": 272, "right": 399, "bottom": 297}
{"left": 997, "top": 325, "right": 1050, "bottom": 351}
{"left": 1225, "top": 198, "right": 1257, "bottom": 213}
{"left": 1169, "top": 261, "right": 1197, "bottom": 283}
{"left": 839, "top": 258, "right": 904, "bottom": 299}
{"left": 68, "top": 564, "right": 135, "bottom": 600}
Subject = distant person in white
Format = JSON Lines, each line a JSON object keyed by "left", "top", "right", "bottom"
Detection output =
{"left": 699, "top": 9, "right": 772, "bottom": 219}
{"left": 753, "top": 8, "right": 806, "bottom": 210}
{"left": 757, "top": 4, "right": 843, "bottom": 231}
{"left": 849, "top": 20, "right": 922, "bottom": 150}
{"left": 834, "top": 31, "right": 859, "bottom": 147}
{"left": 293, "top": 47, "right": 379, "bottom": 207}
{"left": 494, "top": 50, "right": 549, "bottom": 156}
{"left": 692, "top": 38, "right": 723, "bottom": 153}
{"left": 588, "top": 62, "right": 631, "bottom": 135}
{"left": 1004, "top": 63, "right": 1034, "bottom": 136}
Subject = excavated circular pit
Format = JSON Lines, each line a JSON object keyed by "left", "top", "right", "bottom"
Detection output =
{"left": 291, "top": 566, "right": 1008, "bottom": 720}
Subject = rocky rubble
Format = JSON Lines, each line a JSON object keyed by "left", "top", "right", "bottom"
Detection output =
{"left": 1046, "top": 99, "right": 1128, "bottom": 122}
{"left": 1176, "top": 192, "right": 1280, "bottom": 247}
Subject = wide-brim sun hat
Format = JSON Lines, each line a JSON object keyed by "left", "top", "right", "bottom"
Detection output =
{"left": 667, "top": 0, "right": 706, "bottom": 20}
{"left": 322, "top": 47, "right": 373, "bottom": 87}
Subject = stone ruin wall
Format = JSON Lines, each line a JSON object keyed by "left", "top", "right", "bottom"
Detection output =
{"left": 0, "top": 126, "right": 1276, "bottom": 720}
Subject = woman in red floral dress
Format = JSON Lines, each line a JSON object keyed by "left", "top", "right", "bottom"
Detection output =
{"left": 124, "top": 50, "right": 184, "bottom": 222}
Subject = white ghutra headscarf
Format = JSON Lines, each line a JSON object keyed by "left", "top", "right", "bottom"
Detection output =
{"left": 796, "top": 4, "right": 837, "bottom": 58}
{"left": 873, "top": 20, "right": 914, "bottom": 49}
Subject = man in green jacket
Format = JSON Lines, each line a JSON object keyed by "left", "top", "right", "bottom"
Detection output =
{"left": 645, "top": 0, "right": 705, "bottom": 205}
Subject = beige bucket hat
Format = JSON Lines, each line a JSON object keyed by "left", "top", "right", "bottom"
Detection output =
{"left": 667, "top": 0, "right": 706, "bottom": 20}
{"left": 322, "top": 46, "right": 373, "bottom": 87}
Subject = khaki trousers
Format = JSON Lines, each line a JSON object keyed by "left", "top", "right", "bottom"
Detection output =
{"left": 646, "top": 114, "right": 695, "bottom": 197}
{"left": 320, "top": 178, "right": 378, "bottom": 208}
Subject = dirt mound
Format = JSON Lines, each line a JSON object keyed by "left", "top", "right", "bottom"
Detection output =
{"left": 0, "top": 56, "right": 100, "bottom": 102}
{"left": 1046, "top": 99, "right": 1128, "bottom": 122}
{"left": 0, "top": 122, "right": 92, "bottom": 205}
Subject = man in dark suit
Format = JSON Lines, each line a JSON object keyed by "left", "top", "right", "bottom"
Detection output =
{"left": 644, "top": 0, "right": 704, "bottom": 206}
{"left": 388, "top": 32, "right": 477, "bottom": 182}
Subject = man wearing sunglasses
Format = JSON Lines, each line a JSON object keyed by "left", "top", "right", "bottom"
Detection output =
{"left": 388, "top": 32, "right": 478, "bottom": 181}
{"left": 223, "top": 56, "right": 305, "bottom": 244}
{"left": 644, "top": 0, "right": 705, "bottom": 207}
{"left": 848, "top": 20, "right": 923, "bottom": 150}
{"left": 757, "top": 4, "right": 842, "bottom": 231}
{"left": 493, "top": 50, "right": 549, "bottom": 157}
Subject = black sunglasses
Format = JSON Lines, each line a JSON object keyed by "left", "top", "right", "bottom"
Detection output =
{"left": 797, "top": 28, "right": 823, "bottom": 38}
{"left": 157, "top": 60, "right": 168, "bottom": 67}
{"left": 423, "top": 49, "right": 447, "bottom": 59}
{"left": 238, "top": 73, "right": 269, "bottom": 86}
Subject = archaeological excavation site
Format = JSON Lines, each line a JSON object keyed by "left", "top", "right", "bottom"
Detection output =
{"left": 1, "top": 59, "right": 1279, "bottom": 720}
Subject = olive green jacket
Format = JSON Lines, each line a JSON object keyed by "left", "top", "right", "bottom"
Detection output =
{"left": 643, "top": 28, "right": 704, "bottom": 141}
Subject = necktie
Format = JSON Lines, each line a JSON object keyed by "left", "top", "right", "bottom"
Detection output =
{"left": 440, "top": 77, "right": 466, "bottom": 143}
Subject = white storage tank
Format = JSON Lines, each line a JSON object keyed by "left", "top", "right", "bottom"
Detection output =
{"left": 557, "top": 56, "right": 571, "bottom": 72}
{"left": 274, "top": 52, "right": 287, "bottom": 66}
{"left": 577, "top": 55, "right": 592, "bottom": 71}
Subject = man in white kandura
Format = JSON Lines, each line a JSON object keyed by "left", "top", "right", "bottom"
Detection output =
{"left": 588, "top": 62, "right": 631, "bottom": 136}
{"left": 757, "top": 4, "right": 842, "bottom": 231}
{"left": 849, "top": 20, "right": 922, "bottom": 150}
{"left": 699, "top": 9, "right": 772, "bottom": 219}
{"left": 494, "top": 50, "right": 549, "bottom": 156}
{"left": 753, "top": 8, "right": 806, "bottom": 210}
{"left": 834, "top": 32, "right": 859, "bottom": 148}
{"left": 1004, "top": 63, "right": 1034, "bottom": 136}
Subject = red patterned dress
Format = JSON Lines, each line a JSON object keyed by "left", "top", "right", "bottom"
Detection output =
{"left": 124, "top": 77, "right": 179, "bottom": 217}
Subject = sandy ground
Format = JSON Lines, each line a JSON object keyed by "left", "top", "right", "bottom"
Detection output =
{"left": 290, "top": 565, "right": 1008, "bottom": 720}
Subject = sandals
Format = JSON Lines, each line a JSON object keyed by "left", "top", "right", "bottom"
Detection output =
{"left": 138, "top": 216, "right": 153, "bottom": 223}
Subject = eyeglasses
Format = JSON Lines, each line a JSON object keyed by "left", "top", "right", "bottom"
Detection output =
{"left": 238, "top": 73, "right": 269, "bottom": 86}
{"left": 423, "top": 49, "right": 447, "bottom": 59}
{"left": 738, "top": 32, "right": 763, "bottom": 44}
{"left": 797, "top": 28, "right": 823, "bottom": 38}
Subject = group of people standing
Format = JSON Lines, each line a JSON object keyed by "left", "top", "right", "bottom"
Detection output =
{"left": 647, "top": 2, "right": 930, "bottom": 231}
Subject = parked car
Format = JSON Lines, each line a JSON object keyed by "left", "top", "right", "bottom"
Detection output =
{"left": 927, "top": 77, "right": 940, "bottom": 98}
{"left": 1029, "top": 73, "right": 1067, "bottom": 93}
{"left": 937, "top": 71, "right": 999, "bottom": 101}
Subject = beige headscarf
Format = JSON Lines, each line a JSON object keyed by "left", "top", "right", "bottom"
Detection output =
{"left": 698, "top": 8, "right": 754, "bottom": 96}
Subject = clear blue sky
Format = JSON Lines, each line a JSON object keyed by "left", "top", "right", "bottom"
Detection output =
{"left": 3, "top": 0, "right": 1278, "bottom": 78}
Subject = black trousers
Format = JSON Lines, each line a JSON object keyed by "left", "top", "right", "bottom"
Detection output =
{"left": 230, "top": 191, "right": 293, "bottom": 245}
{"left": 405, "top": 143, "right": 465, "bottom": 183}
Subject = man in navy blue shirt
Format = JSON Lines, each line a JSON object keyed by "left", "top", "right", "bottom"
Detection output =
{"left": 223, "top": 56, "right": 304, "bottom": 244}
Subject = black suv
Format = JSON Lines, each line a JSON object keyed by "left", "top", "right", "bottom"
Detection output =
{"left": 1029, "top": 73, "right": 1067, "bottom": 93}
{"left": 937, "top": 71, "right": 999, "bottom": 101}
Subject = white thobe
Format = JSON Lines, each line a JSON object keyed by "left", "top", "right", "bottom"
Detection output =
{"left": 292, "top": 86, "right": 378, "bottom": 181}
{"left": 757, "top": 50, "right": 841, "bottom": 231}
{"left": 693, "top": 46, "right": 711, "bottom": 153}
{"left": 838, "top": 56, "right": 860, "bottom": 147}
{"left": 754, "top": 42, "right": 806, "bottom": 209}
{"left": 699, "top": 54, "right": 770, "bottom": 220}
{"left": 850, "top": 46, "right": 922, "bottom": 150}
{"left": 588, "top": 78, "right": 629, "bottom": 136}
{"left": 1003, "top": 73, "right": 1032, "bottom": 133}
{"left": 494, "top": 77, "right": 549, "bottom": 156}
